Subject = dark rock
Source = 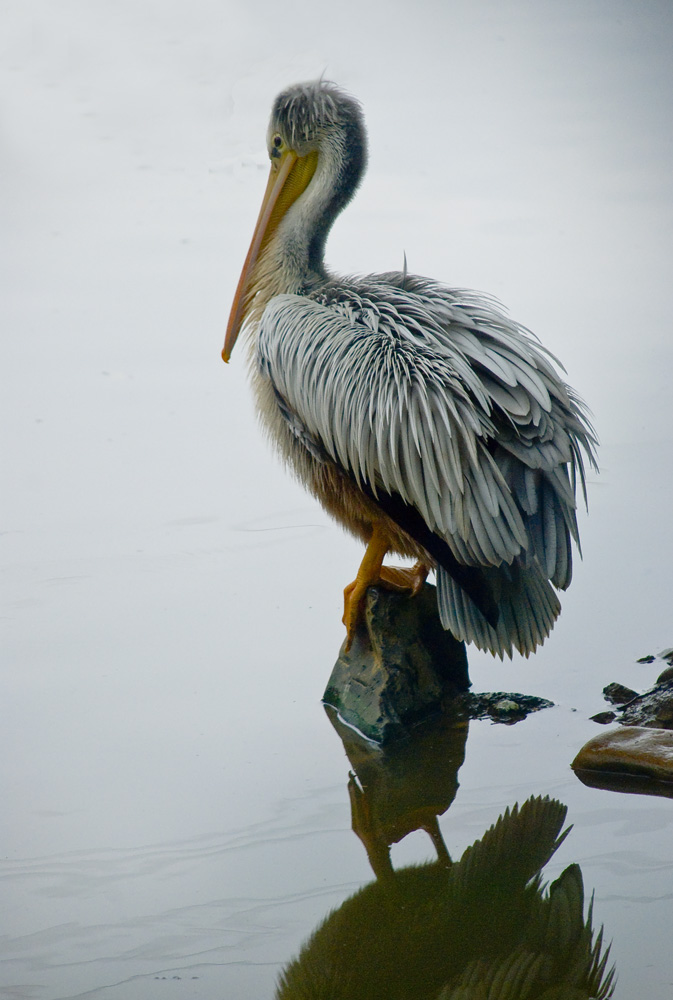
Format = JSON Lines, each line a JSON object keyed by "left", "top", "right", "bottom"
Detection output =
{"left": 323, "top": 583, "right": 469, "bottom": 743}
{"left": 602, "top": 682, "right": 638, "bottom": 706}
{"left": 656, "top": 664, "right": 673, "bottom": 685}
{"left": 461, "top": 691, "right": 554, "bottom": 725}
{"left": 587, "top": 647, "right": 673, "bottom": 728}
{"left": 619, "top": 680, "right": 673, "bottom": 729}
{"left": 590, "top": 711, "right": 617, "bottom": 725}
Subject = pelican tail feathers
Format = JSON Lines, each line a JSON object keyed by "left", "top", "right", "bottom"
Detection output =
{"left": 436, "top": 560, "right": 561, "bottom": 659}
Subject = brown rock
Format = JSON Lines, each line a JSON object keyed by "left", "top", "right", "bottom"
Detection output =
{"left": 572, "top": 726, "right": 673, "bottom": 783}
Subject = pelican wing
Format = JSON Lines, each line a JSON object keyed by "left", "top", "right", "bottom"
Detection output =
{"left": 258, "top": 284, "right": 596, "bottom": 587}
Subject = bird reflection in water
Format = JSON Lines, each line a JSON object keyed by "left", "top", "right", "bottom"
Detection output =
{"left": 326, "top": 703, "right": 467, "bottom": 879}
{"left": 275, "top": 710, "right": 615, "bottom": 999}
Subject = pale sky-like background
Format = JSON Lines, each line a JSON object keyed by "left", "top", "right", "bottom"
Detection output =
{"left": 2, "top": 1, "right": 673, "bottom": 997}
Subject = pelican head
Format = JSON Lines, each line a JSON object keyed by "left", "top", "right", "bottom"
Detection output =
{"left": 223, "top": 80, "right": 367, "bottom": 362}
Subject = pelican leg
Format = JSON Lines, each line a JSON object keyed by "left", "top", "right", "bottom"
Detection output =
{"left": 347, "top": 771, "right": 394, "bottom": 880}
{"left": 423, "top": 816, "right": 452, "bottom": 868}
{"left": 378, "top": 560, "right": 429, "bottom": 596}
{"left": 343, "top": 523, "right": 390, "bottom": 650}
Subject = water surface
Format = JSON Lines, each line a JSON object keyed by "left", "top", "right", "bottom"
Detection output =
{"left": 2, "top": 1, "right": 672, "bottom": 997}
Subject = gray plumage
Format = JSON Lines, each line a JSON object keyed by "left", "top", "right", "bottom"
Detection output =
{"left": 229, "top": 80, "right": 598, "bottom": 658}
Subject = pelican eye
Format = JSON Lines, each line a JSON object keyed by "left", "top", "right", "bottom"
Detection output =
{"left": 270, "top": 133, "right": 285, "bottom": 159}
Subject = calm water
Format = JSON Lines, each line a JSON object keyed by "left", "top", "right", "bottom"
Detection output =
{"left": 2, "top": 1, "right": 673, "bottom": 997}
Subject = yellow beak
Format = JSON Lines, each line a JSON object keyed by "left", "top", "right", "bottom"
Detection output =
{"left": 222, "top": 148, "right": 318, "bottom": 362}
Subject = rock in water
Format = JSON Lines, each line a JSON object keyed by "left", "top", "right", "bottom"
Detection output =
{"left": 608, "top": 679, "right": 673, "bottom": 728}
{"left": 572, "top": 726, "right": 673, "bottom": 797}
{"left": 323, "top": 583, "right": 469, "bottom": 743}
{"left": 602, "top": 682, "right": 638, "bottom": 706}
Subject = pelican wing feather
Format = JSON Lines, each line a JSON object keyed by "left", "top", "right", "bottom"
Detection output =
{"left": 258, "top": 279, "right": 596, "bottom": 594}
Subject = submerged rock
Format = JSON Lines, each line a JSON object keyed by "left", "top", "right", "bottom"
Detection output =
{"left": 462, "top": 691, "right": 553, "bottom": 725}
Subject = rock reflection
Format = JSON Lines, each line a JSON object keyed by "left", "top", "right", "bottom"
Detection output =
{"left": 276, "top": 712, "right": 615, "bottom": 999}
{"left": 326, "top": 703, "right": 467, "bottom": 879}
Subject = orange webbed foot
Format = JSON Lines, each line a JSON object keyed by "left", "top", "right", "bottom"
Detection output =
{"left": 342, "top": 542, "right": 431, "bottom": 650}
{"left": 378, "top": 560, "right": 429, "bottom": 596}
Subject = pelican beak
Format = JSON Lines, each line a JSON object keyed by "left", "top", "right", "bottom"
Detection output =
{"left": 222, "top": 148, "right": 318, "bottom": 362}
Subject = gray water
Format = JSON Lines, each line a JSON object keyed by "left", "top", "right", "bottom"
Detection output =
{"left": 2, "top": 1, "right": 673, "bottom": 996}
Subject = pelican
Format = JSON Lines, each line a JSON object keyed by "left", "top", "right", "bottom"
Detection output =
{"left": 222, "top": 80, "right": 598, "bottom": 658}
